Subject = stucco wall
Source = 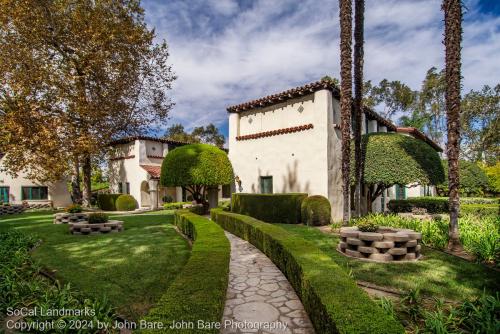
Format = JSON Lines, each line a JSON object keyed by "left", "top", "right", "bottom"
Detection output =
{"left": 229, "top": 91, "right": 332, "bottom": 215}
{"left": 0, "top": 157, "right": 72, "bottom": 207}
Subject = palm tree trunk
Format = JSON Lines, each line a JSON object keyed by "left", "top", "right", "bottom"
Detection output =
{"left": 339, "top": 0, "right": 353, "bottom": 225}
{"left": 443, "top": 0, "right": 463, "bottom": 251}
{"left": 353, "top": 0, "right": 364, "bottom": 217}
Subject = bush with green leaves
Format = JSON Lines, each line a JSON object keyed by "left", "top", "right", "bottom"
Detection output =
{"left": 0, "top": 230, "right": 116, "bottom": 330}
{"left": 211, "top": 208, "right": 404, "bottom": 333}
{"left": 97, "top": 193, "right": 122, "bottom": 211}
{"left": 300, "top": 195, "right": 331, "bottom": 226}
{"left": 232, "top": 193, "right": 307, "bottom": 224}
{"left": 88, "top": 212, "right": 109, "bottom": 224}
{"left": 65, "top": 204, "right": 83, "bottom": 213}
{"left": 352, "top": 133, "right": 444, "bottom": 206}
{"left": 115, "top": 194, "right": 137, "bottom": 211}
{"left": 162, "top": 195, "right": 174, "bottom": 203}
{"left": 437, "top": 160, "right": 489, "bottom": 196}
{"left": 163, "top": 201, "right": 191, "bottom": 210}
{"left": 142, "top": 210, "right": 230, "bottom": 333}
{"left": 160, "top": 144, "right": 233, "bottom": 204}
{"left": 357, "top": 220, "right": 379, "bottom": 232}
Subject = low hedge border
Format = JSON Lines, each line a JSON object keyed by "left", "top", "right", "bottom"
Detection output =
{"left": 211, "top": 208, "right": 404, "bottom": 334}
{"left": 97, "top": 193, "right": 122, "bottom": 211}
{"left": 388, "top": 198, "right": 499, "bottom": 217}
{"left": 142, "top": 210, "right": 230, "bottom": 333}
{"left": 231, "top": 193, "right": 307, "bottom": 224}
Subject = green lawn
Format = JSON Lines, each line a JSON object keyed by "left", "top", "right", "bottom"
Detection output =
{"left": 0, "top": 210, "right": 190, "bottom": 320}
{"left": 278, "top": 224, "right": 499, "bottom": 301}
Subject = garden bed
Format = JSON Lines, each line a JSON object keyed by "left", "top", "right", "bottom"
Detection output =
{"left": 53, "top": 212, "right": 88, "bottom": 224}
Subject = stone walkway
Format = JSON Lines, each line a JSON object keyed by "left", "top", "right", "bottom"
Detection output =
{"left": 221, "top": 232, "right": 314, "bottom": 334}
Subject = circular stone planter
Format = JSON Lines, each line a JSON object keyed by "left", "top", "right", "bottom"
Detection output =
{"left": 69, "top": 220, "right": 124, "bottom": 235}
{"left": 53, "top": 212, "right": 88, "bottom": 224}
{"left": 338, "top": 226, "right": 422, "bottom": 262}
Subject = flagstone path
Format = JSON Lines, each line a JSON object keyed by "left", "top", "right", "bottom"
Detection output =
{"left": 221, "top": 232, "right": 314, "bottom": 334}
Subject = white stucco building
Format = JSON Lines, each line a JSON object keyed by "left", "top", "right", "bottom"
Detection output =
{"left": 227, "top": 79, "right": 442, "bottom": 221}
{"left": 0, "top": 154, "right": 72, "bottom": 208}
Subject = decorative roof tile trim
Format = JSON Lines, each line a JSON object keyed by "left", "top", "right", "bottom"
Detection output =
{"left": 147, "top": 155, "right": 164, "bottom": 159}
{"left": 397, "top": 127, "right": 443, "bottom": 152}
{"left": 236, "top": 124, "right": 314, "bottom": 141}
{"left": 107, "top": 136, "right": 190, "bottom": 147}
{"left": 110, "top": 155, "right": 135, "bottom": 161}
{"left": 226, "top": 78, "right": 397, "bottom": 131}
{"left": 140, "top": 165, "right": 161, "bottom": 179}
{"left": 227, "top": 79, "right": 339, "bottom": 113}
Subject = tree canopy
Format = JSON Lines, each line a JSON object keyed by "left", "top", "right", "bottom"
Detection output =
{"left": 436, "top": 160, "right": 489, "bottom": 196}
{"left": 355, "top": 133, "right": 445, "bottom": 201}
{"left": 163, "top": 123, "right": 225, "bottom": 148}
{"left": 160, "top": 144, "right": 233, "bottom": 202}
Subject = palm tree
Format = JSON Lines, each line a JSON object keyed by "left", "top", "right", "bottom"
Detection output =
{"left": 443, "top": 0, "right": 463, "bottom": 251}
{"left": 339, "top": 0, "right": 352, "bottom": 224}
{"left": 353, "top": 0, "right": 364, "bottom": 217}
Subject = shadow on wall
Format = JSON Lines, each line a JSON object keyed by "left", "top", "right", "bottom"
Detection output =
{"left": 248, "top": 162, "right": 310, "bottom": 193}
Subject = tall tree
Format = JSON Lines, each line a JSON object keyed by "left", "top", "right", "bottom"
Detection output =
{"left": 339, "top": 0, "right": 353, "bottom": 224}
{"left": 0, "top": 0, "right": 175, "bottom": 206}
{"left": 367, "top": 79, "right": 417, "bottom": 119}
{"left": 418, "top": 67, "right": 447, "bottom": 143}
{"left": 443, "top": 0, "right": 463, "bottom": 251}
{"left": 461, "top": 84, "right": 500, "bottom": 164}
{"left": 353, "top": 0, "right": 365, "bottom": 218}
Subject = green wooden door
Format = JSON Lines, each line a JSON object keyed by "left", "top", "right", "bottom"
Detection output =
{"left": 0, "top": 187, "right": 9, "bottom": 203}
{"left": 260, "top": 176, "right": 273, "bottom": 194}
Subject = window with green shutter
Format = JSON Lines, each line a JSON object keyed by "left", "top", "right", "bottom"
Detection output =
{"left": 260, "top": 176, "right": 273, "bottom": 194}
{"left": 21, "top": 186, "right": 48, "bottom": 200}
{"left": 0, "top": 187, "right": 9, "bottom": 203}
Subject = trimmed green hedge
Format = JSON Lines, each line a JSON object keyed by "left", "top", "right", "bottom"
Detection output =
{"left": 211, "top": 209, "right": 404, "bottom": 334}
{"left": 96, "top": 193, "right": 122, "bottom": 211}
{"left": 142, "top": 210, "right": 230, "bottom": 333}
{"left": 388, "top": 197, "right": 499, "bottom": 217}
{"left": 301, "top": 195, "right": 331, "bottom": 226}
{"left": 231, "top": 193, "right": 307, "bottom": 224}
{"left": 115, "top": 194, "right": 137, "bottom": 211}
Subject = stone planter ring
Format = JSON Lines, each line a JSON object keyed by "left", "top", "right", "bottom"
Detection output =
{"left": 69, "top": 220, "right": 124, "bottom": 235}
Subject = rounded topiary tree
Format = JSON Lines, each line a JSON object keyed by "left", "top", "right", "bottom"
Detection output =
{"left": 353, "top": 133, "right": 445, "bottom": 211}
{"left": 301, "top": 195, "right": 331, "bottom": 226}
{"left": 115, "top": 194, "right": 137, "bottom": 211}
{"left": 160, "top": 144, "right": 233, "bottom": 204}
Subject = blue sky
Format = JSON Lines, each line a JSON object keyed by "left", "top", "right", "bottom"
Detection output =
{"left": 142, "top": 0, "right": 500, "bottom": 139}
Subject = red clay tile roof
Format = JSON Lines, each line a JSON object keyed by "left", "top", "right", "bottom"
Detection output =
{"left": 109, "top": 155, "right": 135, "bottom": 161}
{"left": 107, "top": 136, "right": 190, "bottom": 147}
{"left": 397, "top": 127, "right": 443, "bottom": 152}
{"left": 140, "top": 165, "right": 161, "bottom": 179}
{"left": 237, "top": 124, "right": 314, "bottom": 141}
{"left": 226, "top": 79, "right": 397, "bottom": 131}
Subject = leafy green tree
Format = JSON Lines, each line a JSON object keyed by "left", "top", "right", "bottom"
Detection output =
{"left": 160, "top": 144, "right": 233, "bottom": 203}
{"left": 418, "top": 67, "right": 447, "bottom": 143}
{"left": 366, "top": 79, "right": 417, "bottom": 119}
{"left": 461, "top": 84, "right": 499, "bottom": 164}
{"left": 164, "top": 123, "right": 225, "bottom": 148}
{"left": 355, "top": 133, "right": 445, "bottom": 211}
{"left": 479, "top": 161, "right": 500, "bottom": 194}
{"left": 436, "top": 160, "right": 489, "bottom": 196}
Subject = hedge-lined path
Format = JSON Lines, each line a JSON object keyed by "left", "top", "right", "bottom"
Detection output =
{"left": 222, "top": 232, "right": 314, "bottom": 334}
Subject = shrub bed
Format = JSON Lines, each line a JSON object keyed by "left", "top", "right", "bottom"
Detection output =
{"left": 115, "top": 194, "right": 138, "bottom": 211}
{"left": 351, "top": 214, "right": 499, "bottom": 264}
{"left": 163, "top": 201, "right": 191, "bottom": 210}
{"left": 97, "top": 193, "right": 122, "bottom": 211}
{"left": 0, "top": 231, "right": 116, "bottom": 331}
{"left": 461, "top": 204, "right": 499, "bottom": 217}
{"left": 301, "top": 195, "right": 331, "bottom": 226}
{"left": 211, "top": 208, "right": 404, "bottom": 334}
{"left": 231, "top": 193, "right": 307, "bottom": 224}
{"left": 388, "top": 197, "right": 499, "bottom": 217}
{"left": 142, "top": 210, "right": 230, "bottom": 333}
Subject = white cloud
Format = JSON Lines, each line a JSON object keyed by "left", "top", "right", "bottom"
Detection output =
{"left": 142, "top": 0, "right": 500, "bottom": 136}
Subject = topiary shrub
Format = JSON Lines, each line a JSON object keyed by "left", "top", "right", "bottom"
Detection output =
{"left": 115, "top": 194, "right": 137, "bottom": 211}
{"left": 232, "top": 193, "right": 307, "bottom": 224}
{"left": 160, "top": 144, "right": 233, "bottom": 205}
{"left": 65, "top": 204, "right": 83, "bottom": 213}
{"left": 301, "top": 195, "right": 331, "bottom": 226}
{"left": 88, "top": 213, "right": 109, "bottom": 224}
{"left": 97, "top": 194, "right": 122, "bottom": 211}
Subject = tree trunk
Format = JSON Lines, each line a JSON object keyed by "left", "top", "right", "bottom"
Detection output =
{"left": 71, "top": 157, "right": 82, "bottom": 204}
{"left": 82, "top": 155, "right": 92, "bottom": 207}
{"left": 353, "top": 0, "right": 365, "bottom": 218}
{"left": 443, "top": 0, "right": 463, "bottom": 251}
{"left": 339, "top": 0, "right": 353, "bottom": 225}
